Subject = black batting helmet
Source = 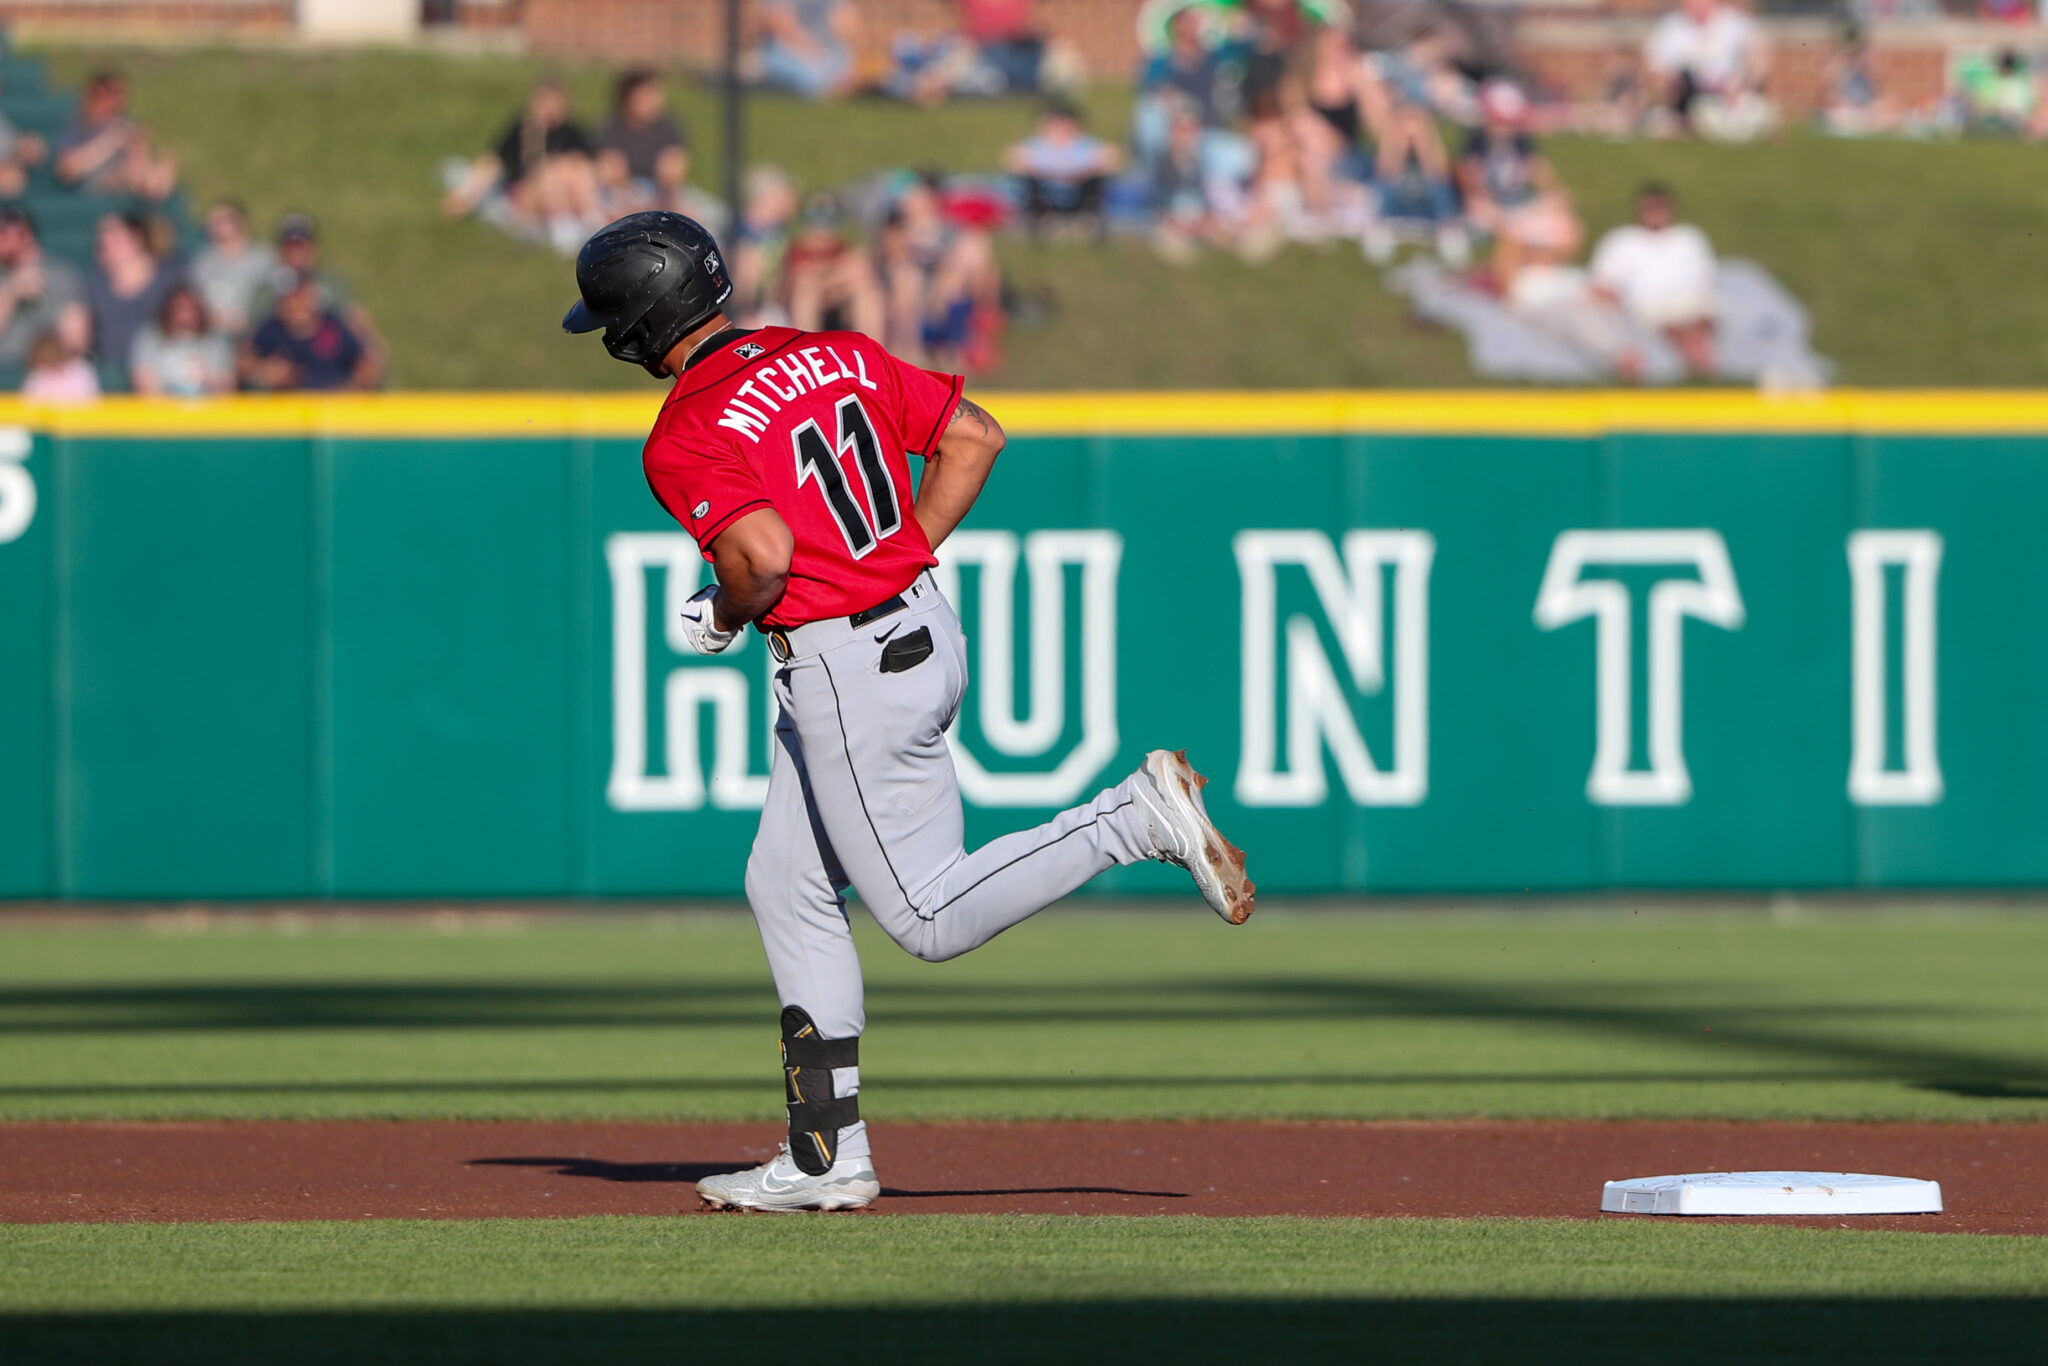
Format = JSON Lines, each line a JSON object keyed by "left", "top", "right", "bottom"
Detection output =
{"left": 562, "top": 211, "right": 733, "bottom": 378}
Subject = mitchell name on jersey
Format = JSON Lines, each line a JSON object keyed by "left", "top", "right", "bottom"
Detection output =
{"left": 718, "top": 343, "right": 883, "bottom": 444}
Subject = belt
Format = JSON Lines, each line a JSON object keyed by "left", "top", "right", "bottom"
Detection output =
{"left": 766, "top": 572, "right": 937, "bottom": 663}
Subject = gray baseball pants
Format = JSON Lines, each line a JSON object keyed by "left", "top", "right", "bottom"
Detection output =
{"left": 743, "top": 573, "right": 1154, "bottom": 1160}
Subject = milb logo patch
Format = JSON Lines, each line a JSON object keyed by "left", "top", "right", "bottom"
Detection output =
{"left": 734, "top": 342, "right": 766, "bottom": 360}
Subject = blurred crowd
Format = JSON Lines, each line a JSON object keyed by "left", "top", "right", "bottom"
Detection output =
{"left": 1, "top": 64, "right": 384, "bottom": 399}
{"left": 14, "top": 2, "right": 2047, "bottom": 395}
{"left": 419, "top": 0, "right": 2048, "bottom": 384}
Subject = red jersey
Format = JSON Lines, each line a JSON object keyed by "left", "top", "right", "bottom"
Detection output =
{"left": 641, "top": 326, "right": 964, "bottom": 628}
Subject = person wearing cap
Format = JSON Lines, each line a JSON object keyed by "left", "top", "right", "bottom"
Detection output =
{"left": 242, "top": 272, "right": 382, "bottom": 393}
{"left": 0, "top": 207, "right": 90, "bottom": 375}
{"left": 257, "top": 212, "right": 386, "bottom": 368}
{"left": 1456, "top": 80, "right": 1582, "bottom": 293}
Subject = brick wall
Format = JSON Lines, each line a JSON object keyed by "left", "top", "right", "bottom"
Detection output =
{"left": 0, "top": 0, "right": 290, "bottom": 39}
{"left": 522, "top": 0, "right": 1151, "bottom": 74}
{"left": 1517, "top": 21, "right": 1956, "bottom": 111}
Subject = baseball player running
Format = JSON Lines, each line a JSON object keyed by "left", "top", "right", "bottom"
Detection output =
{"left": 564, "top": 212, "right": 1254, "bottom": 1212}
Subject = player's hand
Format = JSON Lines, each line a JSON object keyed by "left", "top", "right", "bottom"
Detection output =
{"left": 679, "top": 585, "right": 740, "bottom": 655}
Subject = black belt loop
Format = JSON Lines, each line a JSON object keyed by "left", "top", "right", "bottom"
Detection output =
{"left": 849, "top": 594, "right": 907, "bottom": 630}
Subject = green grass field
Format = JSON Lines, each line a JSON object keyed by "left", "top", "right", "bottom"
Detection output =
{"left": 4, "top": 906, "right": 2047, "bottom": 1123}
{"left": 29, "top": 46, "right": 2048, "bottom": 389}
{"left": 3, "top": 906, "right": 2046, "bottom": 1361}
{"left": 5, "top": 1216, "right": 2046, "bottom": 1365}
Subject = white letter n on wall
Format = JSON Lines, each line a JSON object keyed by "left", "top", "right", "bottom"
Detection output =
{"left": 1235, "top": 529, "right": 1434, "bottom": 808}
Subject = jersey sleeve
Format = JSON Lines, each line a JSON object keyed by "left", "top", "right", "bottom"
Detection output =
{"left": 643, "top": 428, "right": 774, "bottom": 551}
{"left": 875, "top": 343, "right": 965, "bottom": 457}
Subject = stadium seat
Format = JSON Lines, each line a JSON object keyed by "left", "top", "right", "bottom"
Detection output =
{"left": 1, "top": 91, "right": 76, "bottom": 138}
{"left": 0, "top": 59, "right": 47, "bottom": 97}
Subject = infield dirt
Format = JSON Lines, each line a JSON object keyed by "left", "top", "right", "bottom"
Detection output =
{"left": 3, "top": 1120, "right": 2041, "bottom": 1234}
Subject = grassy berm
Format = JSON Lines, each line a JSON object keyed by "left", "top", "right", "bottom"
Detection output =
{"left": 30, "top": 45, "right": 2048, "bottom": 390}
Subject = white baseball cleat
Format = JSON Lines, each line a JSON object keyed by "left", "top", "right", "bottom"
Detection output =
{"left": 1132, "top": 748, "right": 1256, "bottom": 925}
{"left": 696, "top": 1144, "right": 881, "bottom": 1213}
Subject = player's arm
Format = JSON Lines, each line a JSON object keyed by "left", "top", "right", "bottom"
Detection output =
{"left": 707, "top": 506, "right": 795, "bottom": 633}
{"left": 913, "top": 394, "right": 1005, "bottom": 550}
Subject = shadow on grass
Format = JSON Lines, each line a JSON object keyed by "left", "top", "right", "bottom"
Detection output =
{"left": 7, "top": 1299, "right": 2044, "bottom": 1365}
{"left": 3, "top": 975, "right": 2044, "bottom": 1102}
{"left": 1919, "top": 1080, "right": 2048, "bottom": 1100}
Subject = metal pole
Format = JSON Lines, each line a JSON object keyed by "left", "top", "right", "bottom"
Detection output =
{"left": 722, "top": 0, "right": 744, "bottom": 246}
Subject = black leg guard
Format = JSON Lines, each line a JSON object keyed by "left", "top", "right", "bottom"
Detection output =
{"left": 780, "top": 1006, "right": 859, "bottom": 1177}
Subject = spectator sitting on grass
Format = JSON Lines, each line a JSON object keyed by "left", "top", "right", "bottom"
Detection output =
{"left": 956, "top": 0, "right": 1068, "bottom": 96}
{"left": 874, "top": 171, "right": 999, "bottom": 369}
{"left": 1456, "top": 81, "right": 1582, "bottom": 293}
{"left": 1237, "top": 0, "right": 1319, "bottom": 114}
{"left": 1361, "top": 99, "right": 1466, "bottom": 268}
{"left": 0, "top": 89, "right": 47, "bottom": 198}
{"left": 732, "top": 165, "right": 800, "bottom": 326}
{"left": 1641, "top": 0, "right": 1774, "bottom": 141}
{"left": 1818, "top": 28, "right": 1899, "bottom": 137}
{"left": 1302, "top": 20, "right": 1375, "bottom": 180}
{"left": 1366, "top": 24, "right": 1475, "bottom": 126}
{"left": 1149, "top": 94, "right": 1252, "bottom": 264}
{"left": 0, "top": 206, "right": 90, "bottom": 374}
{"left": 188, "top": 200, "right": 276, "bottom": 336}
{"left": 1134, "top": 3, "right": 1245, "bottom": 179}
{"left": 1004, "top": 98, "right": 1120, "bottom": 239}
{"left": 442, "top": 78, "right": 604, "bottom": 255}
{"left": 131, "top": 285, "right": 235, "bottom": 398}
{"left": 20, "top": 330, "right": 99, "bottom": 403}
{"left": 892, "top": 0, "right": 1070, "bottom": 104}
{"left": 1589, "top": 182, "right": 1718, "bottom": 377}
{"left": 53, "top": 69, "right": 178, "bottom": 200}
{"left": 782, "top": 192, "right": 887, "bottom": 338}
{"left": 756, "top": 0, "right": 861, "bottom": 101}
{"left": 1960, "top": 49, "right": 2043, "bottom": 137}
{"left": 242, "top": 273, "right": 382, "bottom": 393}
{"left": 596, "top": 70, "right": 690, "bottom": 214}
{"left": 87, "top": 212, "right": 184, "bottom": 387}
{"left": 1237, "top": 80, "right": 1332, "bottom": 260}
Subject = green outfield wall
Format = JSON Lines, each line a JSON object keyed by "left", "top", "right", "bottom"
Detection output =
{"left": 4, "top": 392, "right": 2047, "bottom": 899}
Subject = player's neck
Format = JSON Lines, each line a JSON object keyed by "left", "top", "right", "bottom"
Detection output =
{"left": 664, "top": 315, "right": 739, "bottom": 376}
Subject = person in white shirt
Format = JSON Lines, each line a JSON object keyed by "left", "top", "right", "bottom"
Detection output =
{"left": 1589, "top": 183, "right": 1718, "bottom": 377}
{"left": 1642, "top": 0, "right": 1773, "bottom": 140}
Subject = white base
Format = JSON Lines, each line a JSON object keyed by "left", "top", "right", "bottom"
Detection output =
{"left": 1601, "top": 1171, "right": 1943, "bottom": 1216}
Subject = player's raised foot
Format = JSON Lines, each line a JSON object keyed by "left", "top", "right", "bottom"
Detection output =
{"left": 696, "top": 1144, "right": 880, "bottom": 1213}
{"left": 1131, "top": 748, "right": 1255, "bottom": 924}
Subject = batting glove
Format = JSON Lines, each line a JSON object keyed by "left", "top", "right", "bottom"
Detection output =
{"left": 679, "top": 585, "right": 740, "bottom": 655}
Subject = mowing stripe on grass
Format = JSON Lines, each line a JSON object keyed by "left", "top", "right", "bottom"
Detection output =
{"left": 3, "top": 1216, "right": 2042, "bottom": 1365}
